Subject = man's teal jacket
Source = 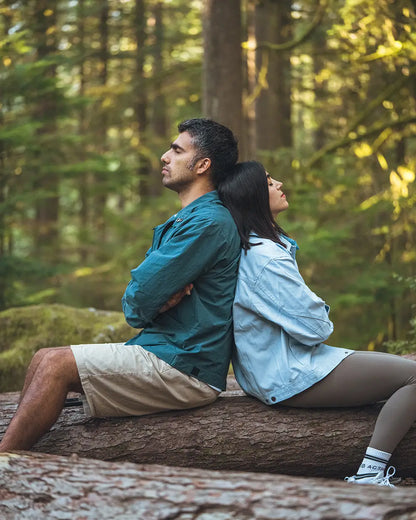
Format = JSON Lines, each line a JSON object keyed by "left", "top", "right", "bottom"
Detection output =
{"left": 122, "top": 191, "right": 241, "bottom": 390}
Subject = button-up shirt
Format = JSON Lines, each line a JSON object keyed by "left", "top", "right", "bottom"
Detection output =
{"left": 232, "top": 235, "right": 353, "bottom": 404}
{"left": 122, "top": 191, "right": 241, "bottom": 390}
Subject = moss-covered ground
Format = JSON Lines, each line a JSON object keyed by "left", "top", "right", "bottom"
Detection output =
{"left": 0, "top": 304, "right": 136, "bottom": 392}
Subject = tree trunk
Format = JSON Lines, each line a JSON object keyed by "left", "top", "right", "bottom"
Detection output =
{"left": 1, "top": 451, "right": 416, "bottom": 520}
{"left": 242, "top": 0, "right": 257, "bottom": 160}
{"left": 202, "top": 0, "right": 244, "bottom": 153}
{"left": 134, "top": 0, "right": 147, "bottom": 135}
{"left": 33, "top": 0, "right": 59, "bottom": 256}
{"left": 313, "top": 25, "right": 328, "bottom": 152}
{"left": 93, "top": 0, "right": 109, "bottom": 249}
{"left": 255, "top": 0, "right": 292, "bottom": 154}
{"left": 77, "top": 0, "right": 91, "bottom": 264}
{"left": 151, "top": 1, "right": 168, "bottom": 142}
{"left": 2, "top": 375, "right": 416, "bottom": 479}
{"left": 134, "top": 0, "right": 153, "bottom": 197}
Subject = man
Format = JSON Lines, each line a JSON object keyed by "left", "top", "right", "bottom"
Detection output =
{"left": 0, "top": 118, "right": 241, "bottom": 451}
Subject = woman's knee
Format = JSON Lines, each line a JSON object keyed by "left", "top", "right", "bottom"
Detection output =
{"left": 404, "top": 377, "right": 416, "bottom": 388}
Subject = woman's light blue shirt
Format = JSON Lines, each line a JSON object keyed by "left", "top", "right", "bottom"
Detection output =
{"left": 232, "top": 235, "right": 353, "bottom": 405}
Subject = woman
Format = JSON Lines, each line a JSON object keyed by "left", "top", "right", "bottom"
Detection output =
{"left": 218, "top": 160, "right": 416, "bottom": 487}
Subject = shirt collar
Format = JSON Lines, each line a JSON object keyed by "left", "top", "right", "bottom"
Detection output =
{"left": 176, "top": 191, "right": 219, "bottom": 218}
{"left": 281, "top": 235, "right": 299, "bottom": 250}
{"left": 280, "top": 235, "right": 299, "bottom": 257}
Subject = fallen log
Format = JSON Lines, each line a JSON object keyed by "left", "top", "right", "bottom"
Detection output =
{"left": 1, "top": 452, "right": 416, "bottom": 520}
{"left": 2, "top": 380, "right": 416, "bottom": 479}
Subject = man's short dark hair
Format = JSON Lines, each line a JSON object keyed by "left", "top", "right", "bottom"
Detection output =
{"left": 178, "top": 118, "right": 239, "bottom": 187}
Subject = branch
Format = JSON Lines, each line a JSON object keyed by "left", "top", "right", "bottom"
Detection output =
{"left": 346, "top": 70, "right": 416, "bottom": 135}
{"left": 305, "top": 66, "right": 416, "bottom": 169}
{"left": 306, "top": 115, "right": 416, "bottom": 168}
{"left": 255, "top": 0, "right": 327, "bottom": 53}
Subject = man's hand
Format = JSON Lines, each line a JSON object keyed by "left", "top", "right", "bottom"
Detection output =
{"left": 159, "top": 283, "right": 194, "bottom": 313}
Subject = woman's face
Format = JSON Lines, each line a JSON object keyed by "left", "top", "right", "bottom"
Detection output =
{"left": 267, "top": 173, "right": 289, "bottom": 217}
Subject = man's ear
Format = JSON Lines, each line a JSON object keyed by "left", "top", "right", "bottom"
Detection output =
{"left": 195, "top": 157, "right": 211, "bottom": 175}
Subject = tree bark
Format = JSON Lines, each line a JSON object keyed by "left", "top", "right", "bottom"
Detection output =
{"left": 32, "top": 0, "right": 60, "bottom": 255}
{"left": 93, "top": 0, "right": 109, "bottom": 249}
{"left": 255, "top": 0, "right": 292, "bottom": 152}
{"left": 202, "top": 0, "right": 244, "bottom": 153}
{"left": 151, "top": 1, "right": 168, "bottom": 144}
{"left": 76, "top": 0, "right": 91, "bottom": 264}
{"left": 134, "top": 0, "right": 153, "bottom": 197}
{"left": 1, "top": 451, "right": 416, "bottom": 520}
{"left": 2, "top": 375, "right": 416, "bottom": 479}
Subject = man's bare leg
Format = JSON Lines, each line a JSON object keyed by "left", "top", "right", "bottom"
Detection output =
{"left": 0, "top": 346, "right": 82, "bottom": 451}
{"left": 19, "top": 346, "right": 69, "bottom": 402}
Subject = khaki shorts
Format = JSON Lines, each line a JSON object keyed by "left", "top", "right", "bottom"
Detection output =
{"left": 70, "top": 342, "right": 219, "bottom": 418}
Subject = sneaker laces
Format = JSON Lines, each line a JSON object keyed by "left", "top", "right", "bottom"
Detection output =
{"left": 375, "top": 466, "right": 396, "bottom": 487}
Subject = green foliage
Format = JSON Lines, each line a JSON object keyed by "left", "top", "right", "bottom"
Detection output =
{"left": 280, "top": 0, "right": 416, "bottom": 349}
{"left": 384, "top": 275, "right": 416, "bottom": 354}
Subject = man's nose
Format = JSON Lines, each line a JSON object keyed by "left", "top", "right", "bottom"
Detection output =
{"left": 161, "top": 150, "right": 169, "bottom": 163}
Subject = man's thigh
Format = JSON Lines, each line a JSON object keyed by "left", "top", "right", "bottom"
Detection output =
{"left": 71, "top": 342, "right": 218, "bottom": 417}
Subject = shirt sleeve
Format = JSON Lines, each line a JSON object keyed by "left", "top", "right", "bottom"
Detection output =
{"left": 250, "top": 254, "right": 334, "bottom": 346}
{"left": 122, "top": 216, "right": 226, "bottom": 328}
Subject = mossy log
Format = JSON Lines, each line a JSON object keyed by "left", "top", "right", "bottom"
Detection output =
{"left": 1, "top": 452, "right": 416, "bottom": 520}
{"left": 2, "top": 380, "right": 416, "bottom": 479}
{"left": 0, "top": 304, "right": 135, "bottom": 391}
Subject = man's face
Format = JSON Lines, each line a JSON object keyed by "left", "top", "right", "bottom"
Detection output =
{"left": 160, "top": 131, "right": 200, "bottom": 192}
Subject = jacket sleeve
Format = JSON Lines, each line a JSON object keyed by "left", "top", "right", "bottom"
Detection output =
{"left": 250, "top": 254, "right": 334, "bottom": 346}
{"left": 122, "top": 217, "right": 226, "bottom": 328}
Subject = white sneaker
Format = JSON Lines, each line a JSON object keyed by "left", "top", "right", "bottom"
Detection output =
{"left": 345, "top": 466, "right": 396, "bottom": 487}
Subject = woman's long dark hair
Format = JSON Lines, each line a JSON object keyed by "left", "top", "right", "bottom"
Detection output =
{"left": 218, "top": 161, "right": 287, "bottom": 250}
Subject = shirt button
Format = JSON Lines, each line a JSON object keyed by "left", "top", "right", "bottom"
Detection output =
{"left": 271, "top": 396, "right": 276, "bottom": 402}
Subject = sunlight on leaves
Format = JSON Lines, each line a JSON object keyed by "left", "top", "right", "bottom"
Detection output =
{"left": 359, "top": 191, "right": 387, "bottom": 211}
{"left": 390, "top": 167, "right": 415, "bottom": 199}
{"left": 354, "top": 142, "right": 373, "bottom": 158}
{"left": 390, "top": 166, "right": 415, "bottom": 216}
{"left": 323, "top": 185, "right": 347, "bottom": 205}
{"left": 375, "top": 241, "right": 391, "bottom": 263}
{"left": 25, "top": 288, "right": 57, "bottom": 304}
{"left": 397, "top": 165, "right": 416, "bottom": 184}
{"left": 74, "top": 267, "right": 93, "bottom": 278}
{"left": 377, "top": 153, "right": 388, "bottom": 170}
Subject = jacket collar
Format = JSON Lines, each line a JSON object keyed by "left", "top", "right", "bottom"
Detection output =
{"left": 176, "top": 190, "right": 219, "bottom": 218}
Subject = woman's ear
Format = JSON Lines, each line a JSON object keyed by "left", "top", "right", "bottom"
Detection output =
{"left": 195, "top": 157, "right": 211, "bottom": 175}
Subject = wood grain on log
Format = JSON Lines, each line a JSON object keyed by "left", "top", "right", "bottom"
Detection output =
{"left": 2, "top": 381, "right": 416, "bottom": 479}
{"left": 1, "top": 452, "right": 416, "bottom": 520}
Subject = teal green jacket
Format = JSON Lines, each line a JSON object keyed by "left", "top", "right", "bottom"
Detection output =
{"left": 122, "top": 191, "right": 240, "bottom": 390}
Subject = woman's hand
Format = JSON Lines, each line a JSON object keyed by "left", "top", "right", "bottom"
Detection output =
{"left": 159, "top": 283, "right": 194, "bottom": 313}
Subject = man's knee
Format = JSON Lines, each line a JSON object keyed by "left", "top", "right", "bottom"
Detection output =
{"left": 37, "top": 347, "right": 81, "bottom": 389}
{"left": 32, "top": 346, "right": 54, "bottom": 363}
{"left": 33, "top": 345, "right": 70, "bottom": 363}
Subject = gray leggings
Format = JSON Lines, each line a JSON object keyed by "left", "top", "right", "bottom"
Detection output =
{"left": 280, "top": 351, "right": 416, "bottom": 453}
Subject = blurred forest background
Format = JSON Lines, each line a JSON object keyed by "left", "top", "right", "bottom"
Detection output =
{"left": 1, "top": 0, "right": 415, "bottom": 352}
